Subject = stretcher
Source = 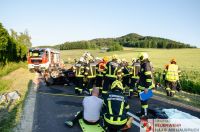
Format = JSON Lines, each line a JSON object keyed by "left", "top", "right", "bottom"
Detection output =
{"left": 78, "top": 119, "right": 105, "bottom": 132}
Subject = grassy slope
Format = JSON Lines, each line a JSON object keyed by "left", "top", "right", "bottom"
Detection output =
{"left": 0, "top": 67, "right": 35, "bottom": 132}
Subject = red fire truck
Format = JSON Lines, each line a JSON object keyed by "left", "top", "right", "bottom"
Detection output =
{"left": 27, "top": 48, "right": 60, "bottom": 72}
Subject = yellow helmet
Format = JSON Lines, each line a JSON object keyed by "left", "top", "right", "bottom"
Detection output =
{"left": 111, "top": 80, "right": 123, "bottom": 90}
{"left": 103, "top": 56, "right": 109, "bottom": 62}
{"left": 170, "top": 58, "right": 176, "bottom": 64}
{"left": 112, "top": 54, "right": 118, "bottom": 60}
{"left": 138, "top": 52, "right": 149, "bottom": 61}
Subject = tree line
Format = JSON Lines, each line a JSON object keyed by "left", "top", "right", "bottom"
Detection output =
{"left": 52, "top": 38, "right": 123, "bottom": 51}
{"left": 48, "top": 33, "right": 195, "bottom": 51}
{"left": 0, "top": 22, "right": 31, "bottom": 66}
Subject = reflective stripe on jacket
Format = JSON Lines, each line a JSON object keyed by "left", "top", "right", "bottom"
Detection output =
{"left": 105, "top": 61, "right": 120, "bottom": 78}
{"left": 138, "top": 60, "right": 154, "bottom": 90}
{"left": 103, "top": 91, "right": 129, "bottom": 125}
{"left": 166, "top": 64, "right": 179, "bottom": 82}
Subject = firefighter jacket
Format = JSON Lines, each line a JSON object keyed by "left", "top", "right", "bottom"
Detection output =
{"left": 138, "top": 59, "right": 154, "bottom": 90}
{"left": 121, "top": 63, "right": 130, "bottom": 77}
{"left": 96, "top": 61, "right": 107, "bottom": 77}
{"left": 165, "top": 64, "right": 179, "bottom": 82}
{"left": 85, "top": 62, "right": 96, "bottom": 78}
{"left": 103, "top": 90, "right": 130, "bottom": 125}
{"left": 129, "top": 61, "right": 140, "bottom": 79}
{"left": 105, "top": 61, "right": 121, "bottom": 78}
{"left": 74, "top": 62, "right": 85, "bottom": 77}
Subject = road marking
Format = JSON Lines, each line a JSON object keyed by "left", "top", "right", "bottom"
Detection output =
{"left": 38, "top": 91, "right": 85, "bottom": 98}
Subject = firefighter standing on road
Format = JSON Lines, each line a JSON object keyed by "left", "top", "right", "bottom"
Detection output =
{"left": 102, "top": 54, "right": 121, "bottom": 97}
{"left": 96, "top": 56, "right": 108, "bottom": 93}
{"left": 138, "top": 53, "right": 155, "bottom": 116}
{"left": 103, "top": 80, "right": 133, "bottom": 131}
{"left": 84, "top": 56, "right": 96, "bottom": 94}
{"left": 74, "top": 57, "right": 85, "bottom": 95}
{"left": 121, "top": 59, "right": 130, "bottom": 88}
{"left": 165, "top": 59, "right": 180, "bottom": 97}
{"left": 129, "top": 58, "right": 141, "bottom": 97}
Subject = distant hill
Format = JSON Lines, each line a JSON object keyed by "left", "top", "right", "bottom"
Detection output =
{"left": 117, "top": 33, "right": 196, "bottom": 48}
{"left": 36, "top": 33, "right": 196, "bottom": 50}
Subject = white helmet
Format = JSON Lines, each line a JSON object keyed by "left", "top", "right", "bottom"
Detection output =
{"left": 79, "top": 57, "right": 84, "bottom": 62}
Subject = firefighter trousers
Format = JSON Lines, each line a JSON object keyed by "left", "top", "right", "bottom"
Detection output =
{"left": 102, "top": 76, "right": 116, "bottom": 96}
{"left": 122, "top": 76, "right": 130, "bottom": 88}
{"left": 75, "top": 77, "right": 84, "bottom": 94}
{"left": 166, "top": 81, "right": 177, "bottom": 96}
{"left": 86, "top": 77, "right": 96, "bottom": 94}
{"left": 141, "top": 99, "right": 148, "bottom": 116}
{"left": 96, "top": 75, "right": 104, "bottom": 92}
{"left": 130, "top": 78, "right": 139, "bottom": 96}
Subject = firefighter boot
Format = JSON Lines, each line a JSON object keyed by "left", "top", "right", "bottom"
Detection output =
{"left": 140, "top": 108, "right": 148, "bottom": 117}
{"left": 166, "top": 87, "right": 171, "bottom": 96}
{"left": 170, "top": 90, "right": 175, "bottom": 97}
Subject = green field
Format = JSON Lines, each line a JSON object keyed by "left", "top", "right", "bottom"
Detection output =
{"left": 61, "top": 48, "right": 200, "bottom": 94}
{"left": 61, "top": 48, "right": 200, "bottom": 71}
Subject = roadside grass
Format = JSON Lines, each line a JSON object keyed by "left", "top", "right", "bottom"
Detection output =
{"left": 0, "top": 80, "right": 11, "bottom": 94}
{"left": 0, "top": 62, "right": 26, "bottom": 78}
{"left": 153, "top": 88, "right": 200, "bottom": 109}
{"left": 0, "top": 68, "right": 35, "bottom": 132}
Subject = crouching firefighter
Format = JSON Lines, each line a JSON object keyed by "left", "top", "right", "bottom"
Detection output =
{"left": 103, "top": 80, "right": 133, "bottom": 132}
{"left": 165, "top": 58, "right": 180, "bottom": 97}
{"left": 138, "top": 53, "right": 155, "bottom": 117}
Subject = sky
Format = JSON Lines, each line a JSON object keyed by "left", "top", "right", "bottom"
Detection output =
{"left": 0, "top": 0, "right": 200, "bottom": 47}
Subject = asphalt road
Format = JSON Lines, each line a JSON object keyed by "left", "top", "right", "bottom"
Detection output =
{"left": 32, "top": 83, "right": 200, "bottom": 132}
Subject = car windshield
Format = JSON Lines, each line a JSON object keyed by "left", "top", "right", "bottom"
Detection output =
{"left": 29, "top": 49, "right": 45, "bottom": 57}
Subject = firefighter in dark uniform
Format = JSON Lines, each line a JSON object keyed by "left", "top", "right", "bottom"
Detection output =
{"left": 74, "top": 57, "right": 85, "bottom": 95}
{"left": 102, "top": 54, "right": 121, "bottom": 97}
{"left": 103, "top": 80, "right": 133, "bottom": 131}
{"left": 121, "top": 59, "right": 130, "bottom": 88}
{"left": 138, "top": 53, "right": 155, "bottom": 116}
{"left": 129, "top": 58, "right": 141, "bottom": 96}
{"left": 96, "top": 56, "right": 108, "bottom": 93}
{"left": 84, "top": 55, "right": 97, "bottom": 94}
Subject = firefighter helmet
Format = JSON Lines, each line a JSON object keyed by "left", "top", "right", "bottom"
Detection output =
{"left": 103, "top": 56, "right": 109, "bottom": 62}
{"left": 111, "top": 80, "right": 123, "bottom": 90}
{"left": 170, "top": 58, "right": 176, "bottom": 64}
{"left": 138, "top": 52, "right": 149, "bottom": 61}
{"left": 79, "top": 57, "right": 84, "bottom": 62}
{"left": 112, "top": 54, "right": 118, "bottom": 60}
